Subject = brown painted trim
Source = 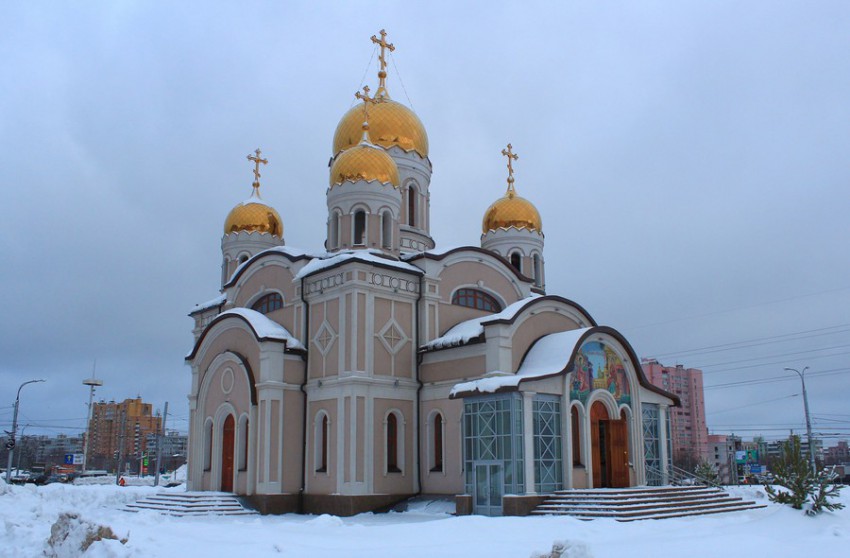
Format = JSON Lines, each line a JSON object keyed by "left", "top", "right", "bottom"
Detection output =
{"left": 229, "top": 351, "right": 258, "bottom": 406}
{"left": 185, "top": 311, "right": 306, "bottom": 361}
{"left": 224, "top": 249, "right": 313, "bottom": 288}
{"left": 403, "top": 245, "right": 535, "bottom": 284}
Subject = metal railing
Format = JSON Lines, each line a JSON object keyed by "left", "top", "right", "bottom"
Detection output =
{"left": 645, "top": 464, "right": 724, "bottom": 489}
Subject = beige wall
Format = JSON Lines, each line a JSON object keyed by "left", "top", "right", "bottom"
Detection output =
{"left": 419, "top": 398, "right": 464, "bottom": 495}
{"left": 308, "top": 399, "right": 337, "bottom": 494}
{"left": 420, "top": 355, "right": 485, "bottom": 384}
{"left": 510, "top": 312, "right": 581, "bottom": 372}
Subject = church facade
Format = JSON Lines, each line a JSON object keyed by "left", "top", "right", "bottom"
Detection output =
{"left": 185, "top": 31, "right": 678, "bottom": 516}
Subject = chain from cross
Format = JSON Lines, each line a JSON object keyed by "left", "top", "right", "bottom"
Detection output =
{"left": 501, "top": 143, "right": 519, "bottom": 188}
{"left": 246, "top": 148, "right": 268, "bottom": 187}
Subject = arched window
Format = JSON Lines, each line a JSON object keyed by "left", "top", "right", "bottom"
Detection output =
{"left": 430, "top": 412, "right": 444, "bottom": 472}
{"left": 387, "top": 413, "right": 400, "bottom": 473}
{"left": 533, "top": 254, "right": 542, "bottom": 287}
{"left": 315, "top": 413, "right": 329, "bottom": 473}
{"left": 329, "top": 211, "right": 340, "bottom": 249}
{"left": 239, "top": 254, "right": 249, "bottom": 264}
{"left": 238, "top": 415, "right": 249, "bottom": 471}
{"left": 251, "top": 292, "right": 283, "bottom": 314}
{"left": 407, "top": 186, "right": 417, "bottom": 227}
{"left": 353, "top": 210, "right": 366, "bottom": 245}
{"left": 381, "top": 210, "right": 392, "bottom": 249}
{"left": 510, "top": 252, "right": 522, "bottom": 272}
{"left": 203, "top": 418, "right": 213, "bottom": 471}
{"left": 451, "top": 288, "right": 502, "bottom": 312}
{"left": 571, "top": 406, "right": 582, "bottom": 466}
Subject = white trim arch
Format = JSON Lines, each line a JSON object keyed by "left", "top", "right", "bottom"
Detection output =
{"left": 351, "top": 206, "right": 369, "bottom": 246}
{"left": 425, "top": 409, "right": 446, "bottom": 475}
{"left": 328, "top": 209, "right": 341, "bottom": 249}
{"left": 313, "top": 409, "right": 331, "bottom": 475}
{"left": 448, "top": 284, "right": 507, "bottom": 312}
{"left": 383, "top": 408, "right": 406, "bottom": 476}
{"left": 246, "top": 289, "right": 285, "bottom": 312}
{"left": 237, "top": 413, "right": 250, "bottom": 471}
{"left": 229, "top": 258, "right": 296, "bottom": 307}
{"left": 213, "top": 402, "right": 238, "bottom": 492}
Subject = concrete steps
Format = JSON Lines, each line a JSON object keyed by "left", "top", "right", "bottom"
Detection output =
{"left": 123, "top": 492, "right": 257, "bottom": 517}
{"left": 531, "top": 486, "right": 766, "bottom": 521}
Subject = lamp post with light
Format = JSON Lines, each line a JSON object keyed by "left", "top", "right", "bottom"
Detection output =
{"left": 5, "top": 379, "right": 45, "bottom": 483}
{"left": 784, "top": 366, "right": 817, "bottom": 473}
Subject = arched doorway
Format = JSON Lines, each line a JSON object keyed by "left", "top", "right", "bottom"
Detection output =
{"left": 590, "top": 401, "right": 629, "bottom": 488}
{"left": 221, "top": 414, "right": 235, "bottom": 492}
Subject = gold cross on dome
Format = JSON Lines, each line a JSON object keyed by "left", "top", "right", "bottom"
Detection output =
{"left": 355, "top": 85, "right": 374, "bottom": 104}
{"left": 247, "top": 148, "right": 268, "bottom": 188}
{"left": 501, "top": 143, "right": 519, "bottom": 192}
{"left": 370, "top": 29, "right": 395, "bottom": 97}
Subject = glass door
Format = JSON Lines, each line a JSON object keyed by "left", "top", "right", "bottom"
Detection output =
{"left": 474, "top": 461, "right": 503, "bottom": 516}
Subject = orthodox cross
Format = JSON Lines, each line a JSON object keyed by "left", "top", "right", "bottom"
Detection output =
{"left": 247, "top": 148, "right": 268, "bottom": 189}
{"left": 354, "top": 86, "right": 375, "bottom": 139}
{"left": 370, "top": 29, "right": 395, "bottom": 97}
{"left": 501, "top": 143, "right": 519, "bottom": 193}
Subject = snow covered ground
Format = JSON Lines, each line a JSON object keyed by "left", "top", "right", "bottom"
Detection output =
{"left": 1, "top": 481, "right": 848, "bottom": 558}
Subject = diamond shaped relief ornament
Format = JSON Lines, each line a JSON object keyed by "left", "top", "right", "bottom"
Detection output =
{"left": 313, "top": 321, "right": 337, "bottom": 356}
{"left": 378, "top": 319, "right": 409, "bottom": 354}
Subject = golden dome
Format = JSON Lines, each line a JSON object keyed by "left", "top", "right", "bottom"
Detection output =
{"left": 333, "top": 98, "right": 428, "bottom": 158}
{"left": 224, "top": 191, "right": 283, "bottom": 236}
{"left": 482, "top": 189, "right": 542, "bottom": 233}
{"left": 329, "top": 130, "right": 400, "bottom": 187}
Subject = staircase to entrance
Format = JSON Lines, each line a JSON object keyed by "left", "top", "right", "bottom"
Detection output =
{"left": 531, "top": 485, "right": 766, "bottom": 521}
{"left": 123, "top": 492, "right": 257, "bottom": 517}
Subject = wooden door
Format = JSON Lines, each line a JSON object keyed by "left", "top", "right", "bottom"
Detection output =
{"left": 221, "top": 415, "right": 235, "bottom": 492}
{"left": 590, "top": 402, "right": 609, "bottom": 488}
{"left": 606, "top": 419, "right": 630, "bottom": 488}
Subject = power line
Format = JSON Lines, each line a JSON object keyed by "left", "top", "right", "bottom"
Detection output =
{"left": 696, "top": 343, "right": 850, "bottom": 370}
{"left": 704, "top": 367, "right": 850, "bottom": 390}
{"left": 710, "top": 393, "right": 799, "bottom": 415}
{"left": 648, "top": 323, "right": 850, "bottom": 359}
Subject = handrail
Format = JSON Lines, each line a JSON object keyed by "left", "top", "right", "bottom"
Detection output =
{"left": 644, "top": 464, "right": 724, "bottom": 489}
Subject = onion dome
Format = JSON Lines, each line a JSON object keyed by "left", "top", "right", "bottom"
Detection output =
{"left": 482, "top": 143, "right": 542, "bottom": 233}
{"left": 332, "top": 29, "right": 428, "bottom": 158}
{"left": 223, "top": 149, "right": 283, "bottom": 236}
{"left": 482, "top": 189, "right": 542, "bottom": 233}
{"left": 330, "top": 122, "right": 400, "bottom": 188}
{"left": 333, "top": 99, "right": 428, "bottom": 158}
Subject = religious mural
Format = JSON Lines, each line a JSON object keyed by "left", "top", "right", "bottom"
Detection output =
{"left": 570, "top": 342, "right": 631, "bottom": 405}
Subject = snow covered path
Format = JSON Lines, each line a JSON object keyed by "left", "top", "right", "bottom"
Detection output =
{"left": 2, "top": 482, "right": 848, "bottom": 558}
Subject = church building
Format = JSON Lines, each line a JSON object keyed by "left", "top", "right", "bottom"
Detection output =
{"left": 185, "top": 30, "right": 678, "bottom": 516}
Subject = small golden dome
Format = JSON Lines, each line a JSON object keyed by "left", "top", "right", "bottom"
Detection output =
{"left": 482, "top": 189, "right": 542, "bottom": 233}
{"left": 329, "top": 129, "right": 401, "bottom": 187}
{"left": 333, "top": 99, "right": 428, "bottom": 158}
{"left": 224, "top": 191, "right": 283, "bottom": 236}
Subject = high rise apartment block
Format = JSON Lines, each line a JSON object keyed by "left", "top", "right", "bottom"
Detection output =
{"left": 643, "top": 359, "right": 710, "bottom": 465}
{"left": 88, "top": 397, "right": 161, "bottom": 469}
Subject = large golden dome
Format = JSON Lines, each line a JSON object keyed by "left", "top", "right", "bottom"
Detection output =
{"left": 333, "top": 99, "right": 428, "bottom": 158}
{"left": 482, "top": 189, "right": 542, "bottom": 233}
{"left": 224, "top": 192, "right": 282, "bottom": 236}
{"left": 330, "top": 127, "right": 400, "bottom": 187}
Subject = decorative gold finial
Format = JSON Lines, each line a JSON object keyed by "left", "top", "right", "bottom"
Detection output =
{"left": 354, "top": 87, "right": 375, "bottom": 143}
{"left": 501, "top": 143, "right": 519, "bottom": 195}
{"left": 246, "top": 148, "right": 268, "bottom": 192}
{"left": 370, "top": 29, "right": 395, "bottom": 98}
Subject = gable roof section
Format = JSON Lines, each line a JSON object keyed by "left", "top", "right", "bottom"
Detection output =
{"left": 420, "top": 294, "right": 597, "bottom": 352}
{"left": 403, "top": 245, "right": 536, "bottom": 286}
{"left": 448, "top": 325, "right": 679, "bottom": 406}
{"left": 186, "top": 307, "right": 305, "bottom": 361}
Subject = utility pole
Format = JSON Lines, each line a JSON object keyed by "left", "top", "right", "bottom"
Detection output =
{"left": 115, "top": 410, "right": 126, "bottom": 485}
{"left": 154, "top": 402, "right": 168, "bottom": 487}
{"left": 5, "top": 379, "right": 45, "bottom": 483}
{"left": 785, "top": 367, "right": 817, "bottom": 473}
{"left": 81, "top": 366, "right": 103, "bottom": 473}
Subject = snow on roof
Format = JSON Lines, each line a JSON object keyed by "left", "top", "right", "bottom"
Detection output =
{"left": 449, "top": 328, "right": 590, "bottom": 397}
{"left": 294, "top": 249, "right": 423, "bottom": 280}
{"left": 421, "top": 294, "right": 541, "bottom": 350}
{"left": 219, "top": 308, "right": 305, "bottom": 350}
{"left": 190, "top": 294, "right": 226, "bottom": 314}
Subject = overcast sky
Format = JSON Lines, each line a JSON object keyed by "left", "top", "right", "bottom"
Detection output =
{"left": 2, "top": 1, "right": 849, "bottom": 448}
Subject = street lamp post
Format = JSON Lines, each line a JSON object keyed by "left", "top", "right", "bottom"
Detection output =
{"left": 785, "top": 366, "right": 817, "bottom": 474}
{"left": 5, "top": 379, "right": 45, "bottom": 483}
